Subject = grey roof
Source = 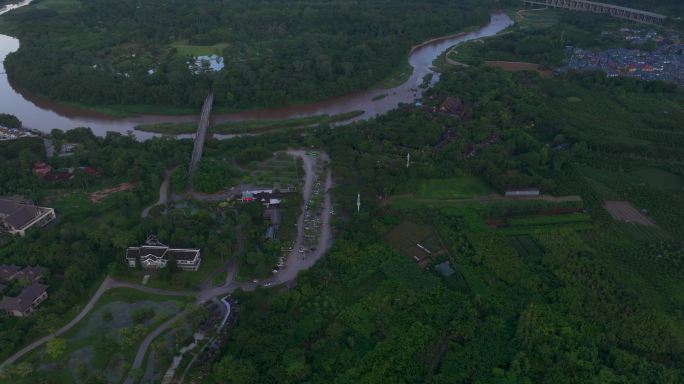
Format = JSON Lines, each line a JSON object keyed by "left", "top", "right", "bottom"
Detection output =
{"left": 5, "top": 205, "right": 40, "bottom": 229}
{"left": 0, "top": 265, "right": 21, "bottom": 282}
{"left": 126, "top": 247, "right": 140, "bottom": 260}
{"left": 128, "top": 238, "right": 199, "bottom": 263}
{"left": 0, "top": 283, "right": 47, "bottom": 313}
{"left": 0, "top": 199, "right": 20, "bottom": 215}
{"left": 167, "top": 249, "right": 200, "bottom": 261}
{"left": 14, "top": 266, "right": 45, "bottom": 282}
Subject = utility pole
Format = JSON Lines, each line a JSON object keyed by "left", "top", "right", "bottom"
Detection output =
{"left": 356, "top": 193, "right": 361, "bottom": 213}
{"left": 406, "top": 153, "right": 411, "bottom": 169}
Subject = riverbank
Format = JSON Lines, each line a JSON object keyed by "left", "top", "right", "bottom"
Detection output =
{"left": 134, "top": 111, "right": 365, "bottom": 135}
{"left": 0, "top": 8, "right": 513, "bottom": 136}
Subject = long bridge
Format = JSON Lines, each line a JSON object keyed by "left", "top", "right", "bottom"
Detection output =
{"left": 522, "top": 0, "right": 667, "bottom": 24}
{"left": 189, "top": 90, "right": 214, "bottom": 177}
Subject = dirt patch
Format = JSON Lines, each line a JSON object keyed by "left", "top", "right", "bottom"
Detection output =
{"left": 89, "top": 183, "right": 134, "bottom": 203}
{"left": 604, "top": 201, "right": 655, "bottom": 226}
{"left": 485, "top": 61, "right": 552, "bottom": 77}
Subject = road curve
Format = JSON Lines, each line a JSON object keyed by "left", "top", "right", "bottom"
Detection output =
{"left": 0, "top": 276, "right": 114, "bottom": 370}
{"left": 142, "top": 168, "right": 173, "bottom": 218}
{"left": 123, "top": 308, "right": 193, "bottom": 384}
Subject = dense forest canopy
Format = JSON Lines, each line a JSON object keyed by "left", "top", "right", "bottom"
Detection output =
{"left": 0, "top": 0, "right": 493, "bottom": 111}
{"left": 201, "top": 65, "right": 684, "bottom": 383}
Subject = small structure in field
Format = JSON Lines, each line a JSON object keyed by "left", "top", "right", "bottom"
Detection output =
{"left": 505, "top": 188, "right": 541, "bottom": 197}
{"left": 0, "top": 198, "right": 56, "bottom": 237}
{"left": 126, "top": 235, "right": 202, "bottom": 271}
{"left": 434, "top": 261, "right": 456, "bottom": 277}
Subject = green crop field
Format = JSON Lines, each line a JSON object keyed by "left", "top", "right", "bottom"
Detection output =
{"left": 413, "top": 176, "right": 493, "bottom": 199}
{"left": 620, "top": 223, "right": 673, "bottom": 243}
{"left": 508, "top": 235, "right": 544, "bottom": 258}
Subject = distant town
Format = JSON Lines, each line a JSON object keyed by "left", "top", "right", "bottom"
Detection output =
{"left": 561, "top": 29, "right": 684, "bottom": 85}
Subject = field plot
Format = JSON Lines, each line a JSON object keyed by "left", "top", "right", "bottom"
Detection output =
{"left": 620, "top": 223, "right": 672, "bottom": 243}
{"left": 384, "top": 222, "right": 446, "bottom": 267}
{"left": 241, "top": 152, "right": 301, "bottom": 189}
{"left": 488, "top": 211, "right": 593, "bottom": 234}
{"left": 508, "top": 235, "right": 544, "bottom": 258}
{"left": 413, "top": 176, "right": 492, "bottom": 199}
{"left": 484, "top": 61, "right": 551, "bottom": 77}
{"left": 604, "top": 201, "right": 655, "bottom": 226}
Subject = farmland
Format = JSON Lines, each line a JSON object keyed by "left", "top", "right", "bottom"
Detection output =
{"left": 412, "top": 176, "right": 493, "bottom": 199}
{"left": 508, "top": 235, "right": 544, "bottom": 258}
{"left": 384, "top": 221, "right": 446, "bottom": 267}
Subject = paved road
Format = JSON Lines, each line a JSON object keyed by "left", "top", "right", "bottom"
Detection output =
{"left": 196, "top": 149, "right": 333, "bottom": 301}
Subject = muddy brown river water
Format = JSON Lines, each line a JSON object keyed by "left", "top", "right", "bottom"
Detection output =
{"left": 0, "top": 8, "right": 512, "bottom": 139}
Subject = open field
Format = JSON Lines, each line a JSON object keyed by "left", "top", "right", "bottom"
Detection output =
{"left": 240, "top": 151, "right": 302, "bottom": 188}
{"left": 604, "top": 201, "right": 655, "bottom": 226}
{"left": 484, "top": 61, "right": 552, "bottom": 77}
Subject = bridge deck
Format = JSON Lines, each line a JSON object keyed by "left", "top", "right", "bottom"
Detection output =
{"left": 523, "top": 0, "right": 666, "bottom": 24}
{"left": 189, "top": 90, "right": 214, "bottom": 176}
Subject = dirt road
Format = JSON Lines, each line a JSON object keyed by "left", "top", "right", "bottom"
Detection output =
{"left": 142, "top": 168, "right": 173, "bottom": 218}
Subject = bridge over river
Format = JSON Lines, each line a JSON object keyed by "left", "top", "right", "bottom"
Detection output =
{"left": 523, "top": 0, "right": 667, "bottom": 24}
{"left": 189, "top": 90, "right": 214, "bottom": 177}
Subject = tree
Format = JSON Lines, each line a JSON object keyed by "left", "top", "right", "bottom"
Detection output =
{"left": 46, "top": 338, "right": 67, "bottom": 360}
{"left": 213, "top": 355, "right": 258, "bottom": 384}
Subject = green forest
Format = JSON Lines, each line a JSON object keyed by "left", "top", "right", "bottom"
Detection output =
{"left": 1, "top": 1, "right": 684, "bottom": 383}
{"left": 0, "top": 0, "right": 493, "bottom": 112}
{"left": 201, "top": 66, "right": 684, "bottom": 383}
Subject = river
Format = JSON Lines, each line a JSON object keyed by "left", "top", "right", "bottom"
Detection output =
{"left": 0, "top": 6, "right": 513, "bottom": 139}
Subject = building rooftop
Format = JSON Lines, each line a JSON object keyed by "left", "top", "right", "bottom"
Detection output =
{"left": 0, "top": 283, "right": 48, "bottom": 314}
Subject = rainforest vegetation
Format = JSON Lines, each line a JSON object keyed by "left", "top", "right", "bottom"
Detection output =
{"left": 0, "top": 0, "right": 493, "bottom": 112}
